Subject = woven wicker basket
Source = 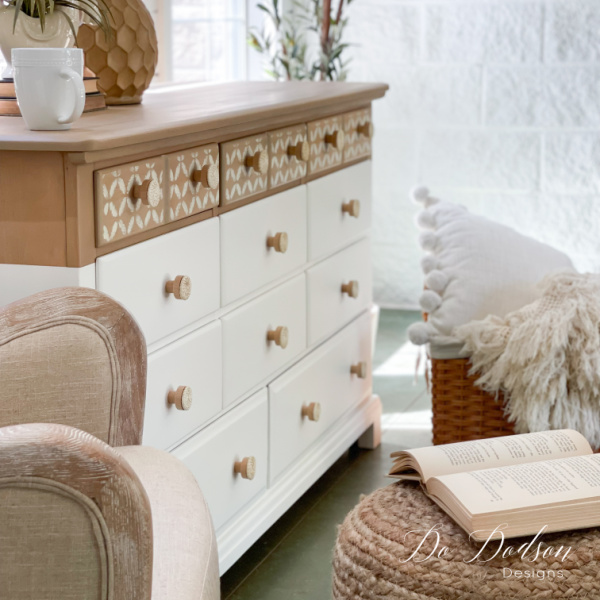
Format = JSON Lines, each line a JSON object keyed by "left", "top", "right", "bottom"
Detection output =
{"left": 431, "top": 356, "right": 514, "bottom": 445}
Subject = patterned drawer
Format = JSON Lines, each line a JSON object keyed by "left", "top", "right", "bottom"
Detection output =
{"left": 268, "top": 124, "right": 308, "bottom": 189}
{"left": 343, "top": 107, "right": 372, "bottom": 163}
{"left": 94, "top": 156, "right": 166, "bottom": 247}
{"left": 221, "top": 134, "right": 269, "bottom": 206}
{"left": 166, "top": 143, "right": 219, "bottom": 222}
{"left": 307, "top": 115, "right": 344, "bottom": 176}
{"left": 269, "top": 311, "right": 372, "bottom": 483}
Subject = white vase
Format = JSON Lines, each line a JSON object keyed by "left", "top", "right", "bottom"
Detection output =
{"left": 0, "top": 6, "right": 79, "bottom": 78}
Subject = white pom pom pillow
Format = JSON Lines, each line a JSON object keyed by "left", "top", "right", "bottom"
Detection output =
{"left": 407, "top": 187, "right": 575, "bottom": 358}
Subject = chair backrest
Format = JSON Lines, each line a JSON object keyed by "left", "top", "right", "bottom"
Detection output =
{"left": 0, "top": 287, "right": 147, "bottom": 446}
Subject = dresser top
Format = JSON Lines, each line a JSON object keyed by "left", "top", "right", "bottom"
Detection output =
{"left": 0, "top": 81, "right": 387, "bottom": 152}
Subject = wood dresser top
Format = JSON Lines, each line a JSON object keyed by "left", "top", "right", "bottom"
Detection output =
{"left": 0, "top": 81, "right": 388, "bottom": 153}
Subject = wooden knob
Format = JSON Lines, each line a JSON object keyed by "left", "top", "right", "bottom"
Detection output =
{"left": 267, "top": 232, "right": 288, "bottom": 253}
{"left": 357, "top": 122, "right": 374, "bottom": 138}
{"left": 168, "top": 385, "right": 193, "bottom": 411}
{"left": 325, "top": 129, "right": 345, "bottom": 150}
{"left": 234, "top": 456, "right": 256, "bottom": 480}
{"left": 267, "top": 326, "right": 289, "bottom": 349}
{"left": 287, "top": 139, "right": 309, "bottom": 162}
{"left": 342, "top": 200, "right": 361, "bottom": 218}
{"left": 341, "top": 280, "right": 359, "bottom": 299}
{"left": 350, "top": 361, "right": 368, "bottom": 379}
{"left": 301, "top": 402, "right": 321, "bottom": 422}
{"left": 245, "top": 150, "right": 268, "bottom": 175}
{"left": 191, "top": 164, "right": 219, "bottom": 189}
{"left": 132, "top": 178, "right": 161, "bottom": 207}
{"left": 165, "top": 275, "right": 192, "bottom": 300}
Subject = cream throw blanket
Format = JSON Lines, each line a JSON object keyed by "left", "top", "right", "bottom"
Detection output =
{"left": 455, "top": 272, "right": 600, "bottom": 447}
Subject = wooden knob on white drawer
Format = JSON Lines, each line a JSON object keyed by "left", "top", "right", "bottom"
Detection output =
{"left": 287, "top": 139, "right": 309, "bottom": 162}
{"left": 267, "top": 232, "right": 288, "bottom": 253}
{"left": 267, "top": 326, "right": 289, "bottom": 349}
{"left": 168, "top": 385, "right": 193, "bottom": 410}
{"left": 234, "top": 456, "right": 256, "bottom": 480}
{"left": 302, "top": 402, "right": 321, "bottom": 422}
{"left": 192, "top": 164, "right": 219, "bottom": 189}
{"left": 325, "top": 129, "right": 344, "bottom": 150}
{"left": 350, "top": 361, "right": 368, "bottom": 379}
{"left": 165, "top": 275, "right": 192, "bottom": 300}
{"left": 341, "top": 280, "right": 360, "bottom": 299}
{"left": 245, "top": 150, "right": 268, "bottom": 175}
{"left": 132, "top": 178, "right": 161, "bottom": 207}
{"left": 342, "top": 200, "right": 361, "bottom": 218}
{"left": 357, "top": 122, "right": 374, "bottom": 138}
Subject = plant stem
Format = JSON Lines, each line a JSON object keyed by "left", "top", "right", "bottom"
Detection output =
{"left": 335, "top": 0, "right": 343, "bottom": 24}
{"left": 320, "top": 0, "right": 331, "bottom": 80}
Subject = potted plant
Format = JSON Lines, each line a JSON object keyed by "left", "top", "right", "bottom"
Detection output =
{"left": 0, "top": 0, "right": 111, "bottom": 78}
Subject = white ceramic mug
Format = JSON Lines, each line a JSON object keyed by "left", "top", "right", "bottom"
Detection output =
{"left": 12, "top": 47, "right": 85, "bottom": 131}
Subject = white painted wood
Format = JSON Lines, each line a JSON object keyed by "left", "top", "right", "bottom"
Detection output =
{"left": 268, "top": 311, "right": 372, "bottom": 483}
{"left": 307, "top": 161, "right": 371, "bottom": 260}
{"left": 306, "top": 237, "right": 372, "bottom": 345}
{"left": 216, "top": 394, "right": 382, "bottom": 574}
{"left": 220, "top": 186, "right": 307, "bottom": 305}
{"left": 0, "top": 263, "right": 95, "bottom": 306}
{"left": 221, "top": 274, "right": 307, "bottom": 407}
{"left": 96, "top": 219, "right": 220, "bottom": 345}
{"left": 173, "top": 388, "right": 268, "bottom": 532}
{"left": 143, "top": 320, "right": 222, "bottom": 451}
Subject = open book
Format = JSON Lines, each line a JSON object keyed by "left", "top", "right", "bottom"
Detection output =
{"left": 389, "top": 430, "right": 600, "bottom": 541}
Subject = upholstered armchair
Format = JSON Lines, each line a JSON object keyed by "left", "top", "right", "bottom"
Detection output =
{"left": 0, "top": 288, "right": 220, "bottom": 600}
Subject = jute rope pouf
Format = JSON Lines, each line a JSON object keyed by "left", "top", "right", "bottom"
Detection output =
{"left": 332, "top": 482, "right": 600, "bottom": 599}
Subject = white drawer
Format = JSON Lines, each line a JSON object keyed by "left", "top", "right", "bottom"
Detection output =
{"left": 96, "top": 219, "right": 220, "bottom": 345}
{"left": 173, "top": 389, "right": 268, "bottom": 531}
{"left": 220, "top": 186, "right": 307, "bottom": 305}
{"left": 306, "top": 238, "right": 372, "bottom": 346}
{"left": 269, "top": 312, "right": 372, "bottom": 483}
{"left": 222, "top": 274, "right": 307, "bottom": 407}
{"left": 307, "top": 161, "right": 371, "bottom": 261}
{"left": 143, "top": 320, "right": 222, "bottom": 450}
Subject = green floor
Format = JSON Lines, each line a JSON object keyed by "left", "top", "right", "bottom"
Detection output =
{"left": 221, "top": 310, "right": 431, "bottom": 599}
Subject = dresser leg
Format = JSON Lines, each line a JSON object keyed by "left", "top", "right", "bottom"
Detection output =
{"left": 358, "top": 395, "right": 382, "bottom": 450}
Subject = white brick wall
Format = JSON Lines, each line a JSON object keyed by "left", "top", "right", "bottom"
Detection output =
{"left": 345, "top": 0, "right": 600, "bottom": 308}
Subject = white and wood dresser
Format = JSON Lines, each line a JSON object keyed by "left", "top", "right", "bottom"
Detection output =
{"left": 0, "top": 81, "right": 388, "bottom": 572}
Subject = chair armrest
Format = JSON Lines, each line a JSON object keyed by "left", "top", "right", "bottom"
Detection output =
{"left": 115, "top": 446, "right": 220, "bottom": 600}
{"left": 0, "top": 423, "right": 153, "bottom": 600}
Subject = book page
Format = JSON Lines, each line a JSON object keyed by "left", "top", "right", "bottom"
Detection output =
{"left": 432, "top": 454, "right": 600, "bottom": 516}
{"left": 392, "top": 430, "right": 591, "bottom": 482}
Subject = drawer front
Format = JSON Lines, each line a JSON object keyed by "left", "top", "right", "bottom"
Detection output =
{"left": 268, "top": 124, "right": 308, "bottom": 189}
{"left": 143, "top": 321, "right": 222, "bottom": 451}
{"left": 96, "top": 218, "right": 220, "bottom": 346}
{"left": 222, "top": 274, "right": 307, "bottom": 407}
{"left": 343, "top": 108, "right": 372, "bottom": 163}
{"left": 95, "top": 156, "right": 166, "bottom": 247}
{"left": 269, "top": 311, "right": 372, "bottom": 482}
{"left": 166, "top": 143, "right": 219, "bottom": 222}
{"left": 307, "top": 238, "right": 372, "bottom": 346}
{"left": 221, "top": 134, "right": 269, "bottom": 206}
{"left": 220, "top": 186, "right": 307, "bottom": 305}
{"left": 307, "top": 115, "right": 344, "bottom": 176}
{"left": 307, "top": 161, "right": 372, "bottom": 260}
{"left": 173, "top": 389, "right": 268, "bottom": 531}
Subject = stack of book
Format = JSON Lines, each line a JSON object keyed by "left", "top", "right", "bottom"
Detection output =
{"left": 0, "top": 67, "right": 106, "bottom": 116}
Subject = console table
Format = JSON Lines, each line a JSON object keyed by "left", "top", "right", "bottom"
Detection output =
{"left": 0, "top": 80, "right": 388, "bottom": 572}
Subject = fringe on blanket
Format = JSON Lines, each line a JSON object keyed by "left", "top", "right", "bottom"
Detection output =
{"left": 455, "top": 272, "right": 600, "bottom": 448}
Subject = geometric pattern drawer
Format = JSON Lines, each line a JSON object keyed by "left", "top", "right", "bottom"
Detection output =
{"left": 221, "top": 134, "right": 269, "bottom": 206}
{"left": 307, "top": 115, "right": 344, "bottom": 176}
{"left": 94, "top": 156, "right": 166, "bottom": 247}
{"left": 268, "top": 124, "right": 308, "bottom": 189}
{"left": 343, "top": 107, "right": 372, "bottom": 163}
{"left": 166, "top": 143, "right": 219, "bottom": 222}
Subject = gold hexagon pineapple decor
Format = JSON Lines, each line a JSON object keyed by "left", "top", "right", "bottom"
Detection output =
{"left": 77, "top": 0, "right": 158, "bottom": 105}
